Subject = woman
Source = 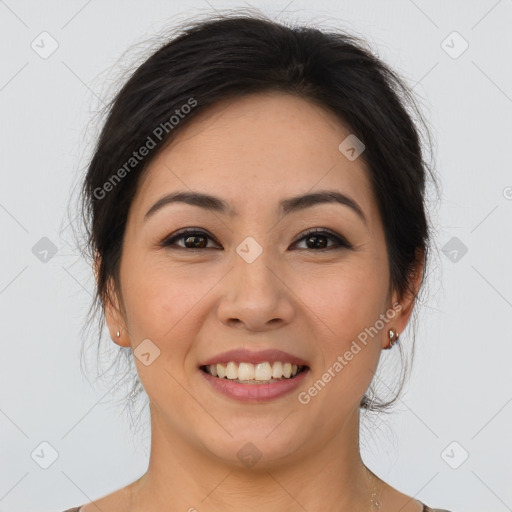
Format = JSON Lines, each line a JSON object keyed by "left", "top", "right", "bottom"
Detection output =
{"left": 64, "top": 10, "right": 451, "bottom": 512}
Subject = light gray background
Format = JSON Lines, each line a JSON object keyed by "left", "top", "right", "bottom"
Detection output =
{"left": 1, "top": 1, "right": 511, "bottom": 511}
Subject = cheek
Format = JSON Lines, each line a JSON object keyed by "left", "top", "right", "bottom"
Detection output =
{"left": 297, "top": 263, "right": 387, "bottom": 400}
{"left": 122, "top": 257, "right": 202, "bottom": 328}
{"left": 299, "top": 264, "right": 388, "bottom": 342}
{"left": 120, "top": 267, "right": 205, "bottom": 406}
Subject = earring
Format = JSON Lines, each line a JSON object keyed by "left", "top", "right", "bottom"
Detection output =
{"left": 385, "top": 328, "right": 399, "bottom": 349}
{"left": 116, "top": 331, "right": 120, "bottom": 338}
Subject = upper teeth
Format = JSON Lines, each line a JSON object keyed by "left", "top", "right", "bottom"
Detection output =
{"left": 204, "top": 361, "right": 303, "bottom": 380}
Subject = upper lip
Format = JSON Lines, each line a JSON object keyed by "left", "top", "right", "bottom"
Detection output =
{"left": 199, "top": 348, "right": 310, "bottom": 368}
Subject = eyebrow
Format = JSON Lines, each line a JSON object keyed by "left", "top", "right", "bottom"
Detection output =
{"left": 144, "top": 189, "right": 367, "bottom": 226}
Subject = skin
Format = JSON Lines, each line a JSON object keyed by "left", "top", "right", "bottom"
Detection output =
{"left": 86, "top": 91, "right": 425, "bottom": 512}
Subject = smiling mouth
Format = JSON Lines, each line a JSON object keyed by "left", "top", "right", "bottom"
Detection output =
{"left": 199, "top": 362, "right": 309, "bottom": 384}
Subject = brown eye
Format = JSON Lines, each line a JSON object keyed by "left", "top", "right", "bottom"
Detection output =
{"left": 293, "top": 229, "right": 351, "bottom": 251}
{"left": 161, "top": 229, "right": 219, "bottom": 250}
{"left": 161, "top": 228, "right": 351, "bottom": 251}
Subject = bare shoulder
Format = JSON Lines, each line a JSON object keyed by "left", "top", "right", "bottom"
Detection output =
{"left": 377, "top": 477, "right": 452, "bottom": 512}
{"left": 76, "top": 485, "right": 133, "bottom": 512}
{"left": 378, "top": 483, "right": 425, "bottom": 512}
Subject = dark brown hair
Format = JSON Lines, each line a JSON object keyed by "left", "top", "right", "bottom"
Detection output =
{"left": 70, "top": 9, "right": 439, "bottom": 430}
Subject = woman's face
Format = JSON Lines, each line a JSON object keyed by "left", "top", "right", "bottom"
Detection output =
{"left": 106, "top": 91, "right": 413, "bottom": 468}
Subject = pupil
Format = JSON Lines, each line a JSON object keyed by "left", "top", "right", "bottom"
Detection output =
{"left": 186, "top": 235, "right": 206, "bottom": 248}
{"left": 307, "top": 235, "right": 327, "bottom": 249}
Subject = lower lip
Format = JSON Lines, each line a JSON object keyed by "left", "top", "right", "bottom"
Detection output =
{"left": 199, "top": 367, "right": 310, "bottom": 403}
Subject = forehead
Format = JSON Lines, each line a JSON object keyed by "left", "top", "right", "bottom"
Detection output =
{"left": 131, "top": 92, "right": 378, "bottom": 227}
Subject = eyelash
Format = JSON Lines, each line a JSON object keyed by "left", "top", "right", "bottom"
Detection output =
{"left": 160, "top": 228, "right": 352, "bottom": 252}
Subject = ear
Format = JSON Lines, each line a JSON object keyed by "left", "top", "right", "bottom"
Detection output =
{"left": 385, "top": 248, "right": 425, "bottom": 346}
{"left": 94, "top": 251, "right": 130, "bottom": 348}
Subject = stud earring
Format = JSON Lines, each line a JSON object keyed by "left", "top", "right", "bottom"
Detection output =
{"left": 385, "top": 328, "right": 399, "bottom": 349}
{"left": 116, "top": 331, "right": 120, "bottom": 338}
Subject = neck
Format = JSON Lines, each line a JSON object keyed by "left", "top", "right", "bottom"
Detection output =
{"left": 127, "top": 403, "right": 379, "bottom": 512}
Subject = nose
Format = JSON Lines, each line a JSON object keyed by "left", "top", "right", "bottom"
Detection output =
{"left": 216, "top": 252, "right": 295, "bottom": 332}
